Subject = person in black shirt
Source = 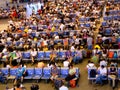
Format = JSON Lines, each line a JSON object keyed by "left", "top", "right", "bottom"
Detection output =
{"left": 108, "top": 65, "right": 117, "bottom": 89}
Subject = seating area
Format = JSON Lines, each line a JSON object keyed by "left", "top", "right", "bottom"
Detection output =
{"left": 0, "top": 0, "right": 120, "bottom": 90}
{"left": 1, "top": 67, "right": 80, "bottom": 83}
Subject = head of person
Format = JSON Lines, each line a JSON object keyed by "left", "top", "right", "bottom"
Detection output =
{"left": 68, "top": 64, "right": 73, "bottom": 69}
{"left": 101, "top": 65, "right": 105, "bottom": 69}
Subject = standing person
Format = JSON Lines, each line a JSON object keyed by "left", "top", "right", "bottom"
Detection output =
{"left": 87, "top": 35, "right": 93, "bottom": 50}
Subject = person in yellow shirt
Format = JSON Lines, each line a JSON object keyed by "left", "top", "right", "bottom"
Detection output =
{"left": 43, "top": 46, "right": 48, "bottom": 51}
{"left": 51, "top": 25, "right": 56, "bottom": 32}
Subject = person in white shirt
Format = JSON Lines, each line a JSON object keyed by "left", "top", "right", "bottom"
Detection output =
{"left": 95, "top": 65, "right": 107, "bottom": 85}
{"left": 100, "top": 59, "right": 107, "bottom": 67}
{"left": 59, "top": 82, "right": 68, "bottom": 90}
{"left": 86, "top": 60, "right": 96, "bottom": 69}
{"left": 31, "top": 48, "right": 37, "bottom": 64}
{"left": 63, "top": 59, "right": 70, "bottom": 67}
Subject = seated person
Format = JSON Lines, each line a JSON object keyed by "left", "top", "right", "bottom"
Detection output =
{"left": 14, "top": 65, "right": 26, "bottom": 85}
{"left": 95, "top": 65, "right": 107, "bottom": 85}
{"left": 86, "top": 60, "right": 96, "bottom": 69}
{"left": 108, "top": 64, "right": 117, "bottom": 88}
{"left": 30, "top": 48, "right": 37, "bottom": 64}
{"left": 50, "top": 64, "right": 59, "bottom": 81}
{"left": 37, "top": 62, "right": 45, "bottom": 68}
{"left": 65, "top": 64, "right": 76, "bottom": 81}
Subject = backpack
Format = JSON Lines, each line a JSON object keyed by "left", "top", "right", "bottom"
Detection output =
{"left": 113, "top": 52, "right": 118, "bottom": 58}
{"left": 108, "top": 51, "right": 114, "bottom": 58}
{"left": 70, "top": 80, "right": 76, "bottom": 88}
{"left": 90, "top": 69, "right": 96, "bottom": 78}
{"left": 54, "top": 79, "right": 62, "bottom": 89}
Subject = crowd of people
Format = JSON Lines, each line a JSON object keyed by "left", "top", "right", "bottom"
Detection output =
{"left": 0, "top": 0, "right": 119, "bottom": 90}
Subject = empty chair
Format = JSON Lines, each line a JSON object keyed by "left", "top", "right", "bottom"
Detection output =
{"left": 85, "top": 23, "right": 90, "bottom": 27}
{"left": 102, "top": 22, "right": 107, "bottom": 27}
{"left": 58, "top": 51, "right": 66, "bottom": 61}
{"left": 7, "top": 68, "right": 17, "bottom": 80}
{"left": 44, "top": 51, "right": 51, "bottom": 61}
{"left": 24, "top": 68, "right": 34, "bottom": 79}
{"left": 36, "top": 51, "right": 45, "bottom": 61}
{"left": 41, "top": 67, "right": 51, "bottom": 82}
{"left": 104, "top": 29, "right": 112, "bottom": 36}
{"left": 75, "top": 67, "right": 80, "bottom": 78}
{"left": 0, "top": 68, "right": 9, "bottom": 77}
{"left": 117, "top": 68, "right": 120, "bottom": 80}
{"left": 6, "top": 41, "right": 12, "bottom": 46}
{"left": 33, "top": 68, "right": 42, "bottom": 82}
{"left": 60, "top": 67, "right": 69, "bottom": 79}
{"left": 22, "top": 52, "right": 31, "bottom": 62}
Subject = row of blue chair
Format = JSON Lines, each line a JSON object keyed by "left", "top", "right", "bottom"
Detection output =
{"left": 106, "top": 10, "right": 120, "bottom": 15}
{"left": 104, "top": 15, "right": 120, "bottom": 21}
{"left": 1, "top": 67, "right": 80, "bottom": 82}
{"left": 22, "top": 50, "right": 84, "bottom": 61}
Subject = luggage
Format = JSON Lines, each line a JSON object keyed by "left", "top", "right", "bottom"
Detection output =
{"left": 54, "top": 79, "right": 62, "bottom": 90}
{"left": 70, "top": 80, "right": 76, "bottom": 88}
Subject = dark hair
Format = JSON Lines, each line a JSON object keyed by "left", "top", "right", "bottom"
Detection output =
{"left": 68, "top": 64, "right": 73, "bottom": 68}
{"left": 16, "top": 83, "right": 20, "bottom": 88}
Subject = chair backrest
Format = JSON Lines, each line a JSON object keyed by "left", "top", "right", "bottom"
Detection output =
{"left": 1, "top": 68, "right": 9, "bottom": 76}
{"left": 45, "top": 51, "right": 51, "bottom": 58}
{"left": 58, "top": 51, "right": 66, "bottom": 58}
{"left": 43, "top": 67, "right": 51, "bottom": 76}
{"left": 118, "top": 68, "right": 120, "bottom": 78}
{"left": 37, "top": 51, "right": 45, "bottom": 58}
{"left": 71, "top": 51, "right": 76, "bottom": 57}
{"left": 10, "top": 68, "right": 17, "bottom": 76}
{"left": 34, "top": 68, "right": 42, "bottom": 76}
{"left": 22, "top": 52, "right": 31, "bottom": 59}
{"left": 60, "top": 67, "right": 69, "bottom": 76}
{"left": 75, "top": 67, "right": 80, "bottom": 77}
{"left": 26, "top": 68, "right": 34, "bottom": 76}
{"left": 88, "top": 68, "right": 97, "bottom": 78}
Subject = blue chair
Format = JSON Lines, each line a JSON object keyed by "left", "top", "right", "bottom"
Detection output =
{"left": 36, "top": 51, "right": 45, "bottom": 61}
{"left": 71, "top": 51, "right": 76, "bottom": 57}
{"left": 19, "top": 27, "right": 24, "bottom": 31}
{"left": 1, "top": 68, "right": 9, "bottom": 77}
{"left": 33, "top": 68, "right": 42, "bottom": 81}
{"left": 104, "top": 28, "right": 112, "bottom": 36}
{"left": 58, "top": 51, "right": 66, "bottom": 61}
{"left": 75, "top": 67, "right": 80, "bottom": 78}
{"left": 118, "top": 68, "right": 120, "bottom": 80}
{"left": 88, "top": 68, "right": 97, "bottom": 84}
{"left": 7, "top": 68, "right": 17, "bottom": 80}
{"left": 44, "top": 51, "right": 51, "bottom": 61}
{"left": 102, "top": 22, "right": 107, "bottom": 26}
{"left": 31, "top": 26, "right": 37, "bottom": 30}
{"left": 6, "top": 41, "right": 12, "bottom": 46}
{"left": 85, "top": 23, "right": 90, "bottom": 27}
{"left": 22, "top": 52, "right": 31, "bottom": 62}
{"left": 30, "top": 32, "right": 36, "bottom": 37}
{"left": 60, "top": 67, "right": 69, "bottom": 78}
{"left": 24, "top": 68, "right": 34, "bottom": 79}
{"left": 41, "top": 67, "right": 51, "bottom": 80}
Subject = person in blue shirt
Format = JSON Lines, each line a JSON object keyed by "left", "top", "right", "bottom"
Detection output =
{"left": 14, "top": 65, "right": 25, "bottom": 85}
